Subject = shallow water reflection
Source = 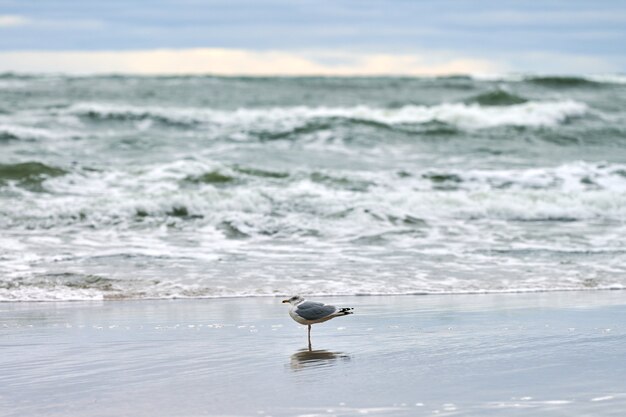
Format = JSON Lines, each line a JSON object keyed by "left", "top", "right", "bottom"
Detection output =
{"left": 289, "top": 349, "right": 350, "bottom": 371}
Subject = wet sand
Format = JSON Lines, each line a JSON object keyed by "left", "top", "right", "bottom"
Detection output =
{"left": 1, "top": 292, "right": 626, "bottom": 416}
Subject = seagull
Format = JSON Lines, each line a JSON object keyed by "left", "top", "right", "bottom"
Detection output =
{"left": 282, "top": 295, "right": 353, "bottom": 349}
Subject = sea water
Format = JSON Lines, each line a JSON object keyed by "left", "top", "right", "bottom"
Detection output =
{"left": 1, "top": 74, "right": 625, "bottom": 300}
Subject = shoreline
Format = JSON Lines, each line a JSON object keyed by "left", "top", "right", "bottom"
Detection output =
{"left": 2, "top": 285, "right": 626, "bottom": 303}
{"left": 2, "top": 291, "right": 626, "bottom": 416}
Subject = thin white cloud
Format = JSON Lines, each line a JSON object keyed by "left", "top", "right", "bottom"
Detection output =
{"left": 0, "top": 48, "right": 501, "bottom": 76}
{"left": 0, "top": 15, "right": 30, "bottom": 27}
{"left": 0, "top": 15, "right": 103, "bottom": 30}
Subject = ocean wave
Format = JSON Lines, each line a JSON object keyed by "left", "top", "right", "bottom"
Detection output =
{"left": 65, "top": 100, "right": 588, "bottom": 131}
{"left": 2, "top": 161, "right": 625, "bottom": 233}
{"left": 464, "top": 89, "right": 528, "bottom": 106}
{"left": 585, "top": 74, "right": 626, "bottom": 85}
{"left": 0, "top": 273, "right": 115, "bottom": 302}
{"left": 184, "top": 166, "right": 289, "bottom": 185}
{"left": 473, "top": 73, "right": 626, "bottom": 86}
{"left": 419, "top": 162, "right": 626, "bottom": 193}
{"left": 0, "top": 161, "right": 68, "bottom": 192}
{"left": 0, "top": 124, "right": 63, "bottom": 141}
{"left": 525, "top": 76, "right": 601, "bottom": 87}
{"left": 0, "top": 72, "right": 35, "bottom": 80}
{"left": 74, "top": 104, "right": 200, "bottom": 126}
{"left": 1, "top": 273, "right": 624, "bottom": 302}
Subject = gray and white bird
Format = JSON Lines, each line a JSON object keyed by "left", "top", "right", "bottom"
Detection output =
{"left": 282, "top": 295, "right": 353, "bottom": 349}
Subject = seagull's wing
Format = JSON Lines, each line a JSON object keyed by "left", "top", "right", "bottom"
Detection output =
{"left": 295, "top": 301, "right": 337, "bottom": 320}
{"left": 299, "top": 300, "right": 325, "bottom": 308}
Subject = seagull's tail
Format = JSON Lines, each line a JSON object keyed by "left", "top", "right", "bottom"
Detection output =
{"left": 337, "top": 307, "right": 354, "bottom": 316}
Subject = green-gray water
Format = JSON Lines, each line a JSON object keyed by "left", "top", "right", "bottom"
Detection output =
{"left": 1, "top": 73, "right": 625, "bottom": 300}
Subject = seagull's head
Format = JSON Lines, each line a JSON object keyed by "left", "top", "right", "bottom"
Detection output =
{"left": 282, "top": 295, "right": 305, "bottom": 305}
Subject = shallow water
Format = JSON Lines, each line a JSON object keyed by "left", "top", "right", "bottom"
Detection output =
{"left": 1, "top": 74, "right": 626, "bottom": 300}
{"left": 1, "top": 293, "right": 625, "bottom": 416}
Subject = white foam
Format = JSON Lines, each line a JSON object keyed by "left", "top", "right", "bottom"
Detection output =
{"left": 586, "top": 74, "right": 626, "bottom": 84}
{"left": 3, "top": 159, "right": 626, "bottom": 301}
{"left": 0, "top": 286, "right": 104, "bottom": 302}
{"left": 3, "top": 160, "right": 626, "bottom": 231}
{"left": 0, "top": 124, "right": 64, "bottom": 140}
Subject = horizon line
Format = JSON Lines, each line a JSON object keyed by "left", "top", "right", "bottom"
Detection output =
{"left": 0, "top": 70, "right": 622, "bottom": 79}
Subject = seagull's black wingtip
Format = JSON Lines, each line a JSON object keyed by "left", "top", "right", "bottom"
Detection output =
{"left": 339, "top": 307, "right": 354, "bottom": 315}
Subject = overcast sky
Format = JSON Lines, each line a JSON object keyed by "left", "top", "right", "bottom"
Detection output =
{"left": 0, "top": 0, "right": 625, "bottom": 75}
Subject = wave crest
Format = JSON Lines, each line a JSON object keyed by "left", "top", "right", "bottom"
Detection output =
{"left": 464, "top": 89, "right": 528, "bottom": 106}
{"left": 0, "top": 125, "right": 64, "bottom": 141}
{"left": 66, "top": 100, "right": 588, "bottom": 131}
{"left": 526, "top": 76, "right": 600, "bottom": 87}
{"left": 2, "top": 161, "right": 625, "bottom": 232}
{"left": 0, "top": 162, "right": 67, "bottom": 192}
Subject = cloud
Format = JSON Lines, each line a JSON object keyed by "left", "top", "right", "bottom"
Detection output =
{"left": 0, "top": 15, "right": 29, "bottom": 27}
{"left": 0, "top": 15, "right": 103, "bottom": 31}
{"left": 0, "top": 48, "right": 501, "bottom": 76}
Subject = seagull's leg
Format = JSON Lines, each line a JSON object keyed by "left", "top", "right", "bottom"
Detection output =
{"left": 308, "top": 325, "right": 312, "bottom": 351}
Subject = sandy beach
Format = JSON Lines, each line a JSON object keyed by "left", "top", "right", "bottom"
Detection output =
{"left": 2, "top": 291, "right": 625, "bottom": 417}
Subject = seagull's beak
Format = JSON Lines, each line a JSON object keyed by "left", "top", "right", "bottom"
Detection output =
{"left": 282, "top": 299, "right": 289, "bottom": 303}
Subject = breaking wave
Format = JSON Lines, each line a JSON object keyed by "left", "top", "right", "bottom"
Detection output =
{"left": 2, "top": 161, "right": 625, "bottom": 230}
{"left": 2, "top": 271, "right": 625, "bottom": 302}
{"left": 474, "top": 74, "right": 626, "bottom": 86}
{"left": 0, "top": 125, "right": 65, "bottom": 141}
{"left": 66, "top": 100, "right": 588, "bottom": 130}
{"left": 0, "top": 161, "right": 67, "bottom": 192}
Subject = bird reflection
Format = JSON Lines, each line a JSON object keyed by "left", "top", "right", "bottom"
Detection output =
{"left": 289, "top": 349, "right": 350, "bottom": 371}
